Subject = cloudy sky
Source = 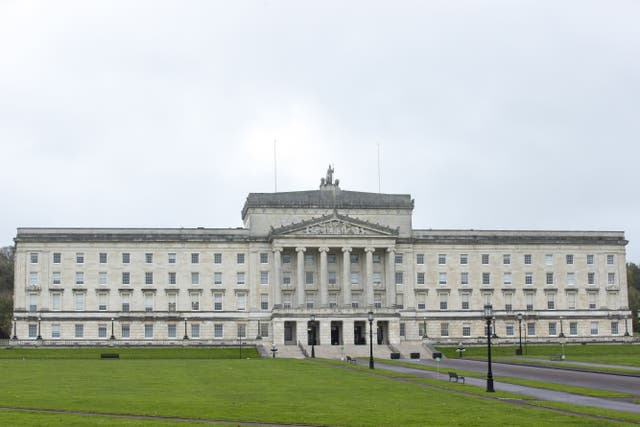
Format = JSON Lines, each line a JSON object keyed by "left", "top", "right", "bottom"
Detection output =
{"left": 1, "top": 1, "right": 639, "bottom": 261}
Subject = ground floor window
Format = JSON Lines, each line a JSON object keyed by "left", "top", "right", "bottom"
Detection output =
{"left": 505, "top": 323, "right": 514, "bottom": 337}
{"left": 590, "top": 322, "right": 599, "bottom": 336}
{"left": 611, "top": 321, "right": 619, "bottom": 336}
{"left": 75, "top": 324, "right": 84, "bottom": 338}
{"left": 237, "top": 324, "right": 246, "bottom": 339}
{"left": 462, "top": 324, "right": 471, "bottom": 337}
{"left": 548, "top": 322, "right": 557, "bottom": 336}
{"left": 144, "top": 324, "right": 153, "bottom": 339}
{"left": 28, "top": 324, "right": 37, "bottom": 338}
{"left": 214, "top": 323, "right": 223, "bottom": 338}
{"left": 260, "top": 323, "right": 269, "bottom": 338}
{"left": 191, "top": 324, "right": 200, "bottom": 338}
{"left": 527, "top": 322, "right": 535, "bottom": 336}
{"left": 440, "top": 322, "right": 449, "bottom": 337}
{"left": 51, "top": 323, "right": 60, "bottom": 339}
{"left": 168, "top": 324, "right": 177, "bottom": 339}
{"left": 569, "top": 322, "right": 578, "bottom": 336}
{"left": 98, "top": 324, "right": 107, "bottom": 338}
{"left": 399, "top": 322, "right": 405, "bottom": 337}
{"left": 121, "top": 324, "right": 130, "bottom": 338}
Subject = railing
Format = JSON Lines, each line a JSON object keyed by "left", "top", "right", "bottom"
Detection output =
{"left": 297, "top": 340, "right": 309, "bottom": 357}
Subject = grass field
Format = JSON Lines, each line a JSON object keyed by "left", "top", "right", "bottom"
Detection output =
{"left": 0, "top": 350, "right": 635, "bottom": 426}
{"left": 0, "top": 346, "right": 259, "bottom": 359}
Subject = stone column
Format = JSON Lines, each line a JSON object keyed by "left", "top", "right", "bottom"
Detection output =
{"left": 342, "top": 247, "right": 352, "bottom": 307}
{"left": 386, "top": 247, "right": 396, "bottom": 307}
{"left": 273, "top": 247, "right": 283, "bottom": 307}
{"left": 319, "top": 247, "right": 329, "bottom": 307}
{"left": 365, "top": 247, "right": 375, "bottom": 308}
{"left": 296, "top": 247, "right": 306, "bottom": 307}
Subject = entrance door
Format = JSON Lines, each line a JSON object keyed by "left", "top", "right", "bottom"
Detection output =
{"left": 307, "top": 321, "right": 319, "bottom": 345}
{"left": 377, "top": 321, "right": 388, "bottom": 344}
{"left": 354, "top": 321, "right": 366, "bottom": 345}
{"left": 330, "top": 321, "right": 343, "bottom": 345}
{"left": 284, "top": 321, "right": 296, "bottom": 345}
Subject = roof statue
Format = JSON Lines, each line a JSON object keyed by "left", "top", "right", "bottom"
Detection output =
{"left": 320, "top": 164, "right": 339, "bottom": 188}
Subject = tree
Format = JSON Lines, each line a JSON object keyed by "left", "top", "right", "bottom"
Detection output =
{"left": 627, "top": 262, "right": 640, "bottom": 334}
{"left": 0, "top": 246, "right": 14, "bottom": 338}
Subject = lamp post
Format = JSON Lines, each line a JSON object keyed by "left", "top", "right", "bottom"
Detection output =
{"left": 516, "top": 313, "right": 523, "bottom": 356}
{"left": 309, "top": 314, "right": 316, "bottom": 358}
{"left": 456, "top": 342, "right": 466, "bottom": 359}
{"left": 624, "top": 315, "right": 630, "bottom": 337}
{"left": 110, "top": 317, "right": 115, "bottom": 340}
{"left": 423, "top": 316, "right": 428, "bottom": 339}
{"left": 484, "top": 304, "right": 495, "bottom": 392}
{"left": 12, "top": 317, "right": 17, "bottom": 340}
{"left": 36, "top": 316, "right": 42, "bottom": 340}
{"left": 270, "top": 344, "right": 278, "bottom": 358}
{"left": 559, "top": 316, "right": 565, "bottom": 338}
{"left": 491, "top": 316, "right": 498, "bottom": 339}
{"left": 368, "top": 311, "right": 374, "bottom": 369}
{"left": 183, "top": 317, "right": 189, "bottom": 340}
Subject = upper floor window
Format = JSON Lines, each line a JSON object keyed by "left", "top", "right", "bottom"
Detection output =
{"left": 214, "top": 253, "right": 222, "bottom": 264}
{"left": 481, "top": 254, "right": 489, "bottom": 265}
{"left": 260, "top": 253, "right": 269, "bottom": 264}
{"left": 586, "top": 254, "right": 594, "bottom": 265}
{"left": 395, "top": 254, "right": 403, "bottom": 264}
{"left": 30, "top": 252, "right": 38, "bottom": 264}
{"left": 237, "top": 253, "right": 245, "bottom": 264}
{"left": 566, "top": 254, "right": 574, "bottom": 265}
{"left": 482, "top": 272, "right": 490, "bottom": 285}
{"left": 438, "top": 254, "right": 446, "bottom": 265}
{"left": 460, "top": 254, "right": 468, "bottom": 265}
{"left": 304, "top": 254, "right": 314, "bottom": 265}
{"left": 503, "top": 254, "right": 510, "bottom": 265}
{"left": 53, "top": 252, "right": 61, "bottom": 264}
{"left": 545, "top": 254, "right": 553, "bottom": 265}
{"left": 76, "top": 253, "right": 85, "bottom": 264}
{"left": 416, "top": 254, "right": 424, "bottom": 265}
{"left": 168, "top": 253, "right": 176, "bottom": 264}
{"left": 122, "top": 253, "right": 130, "bottom": 264}
{"left": 191, "top": 253, "right": 200, "bottom": 264}
{"left": 99, "top": 253, "right": 108, "bottom": 264}
{"left": 524, "top": 254, "right": 532, "bottom": 265}
{"left": 145, "top": 253, "right": 153, "bottom": 264}
{"left": 607, "top": 254, "right": 614, "bottom": 265}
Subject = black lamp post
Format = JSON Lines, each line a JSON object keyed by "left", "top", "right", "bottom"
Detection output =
{"left": 36, "top": 316, "right": 42, "bottom": 340}
{"left": 12, "top": 317, "right": 17, "bottom": 340}
{"left": 559, "top": 316, "right": 565, "bottom": 338}
{"left": 422, "top": 316, "right": 428, "bottom": 338}
{"left": 110, "top": 317, "right": 115, "bottom": 340}
{"left": 270, "top": 344, "right": 278, "bottom": 358}
{"left": 516, "top": 313, "right": 523, "bottom": 356}
{"left": 484, "top": 304, "right": 495, "bottom": 392}
{"left": 368, "top": 311, "right": 374, "bottom": 369}
{"left": 183, "top": 317, "right": 189, "bottom": 340}
{"left": 624, "top": 315, "right": 630, "bottom": 337}
{"left": 310, "top": 314, "right": 316, "bottom": 358}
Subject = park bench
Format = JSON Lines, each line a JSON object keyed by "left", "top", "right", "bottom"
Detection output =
{"left": 100, "top": 353, "right": 119, "bottom": 359}
{"left": 448, "top": 372, "right": 465, "bottom": 384}
{"left": 345, "top": 355, "right": 357, "bottom": 364}
{"left": 550, "top": 354, "right": 564, "bottom": 361}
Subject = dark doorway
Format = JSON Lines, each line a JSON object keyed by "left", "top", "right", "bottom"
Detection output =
{"left": 284, "top": 321, "right": 296, "bottom": 345}
{"left": 354, "top": 321, "right": 366, "bottom": 345}
{"left": 331, "top": 321, "right": 343, "bottom": 345}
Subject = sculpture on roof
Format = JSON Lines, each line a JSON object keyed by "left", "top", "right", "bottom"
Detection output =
{"left": 321, "top": 165, "right": 339, "bottom": 188}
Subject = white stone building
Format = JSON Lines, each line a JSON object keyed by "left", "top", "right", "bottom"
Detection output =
{"left": 12, "top": 170, "right": 633, "bottom": 355}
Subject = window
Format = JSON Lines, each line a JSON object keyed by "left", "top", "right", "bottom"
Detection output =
{"left": 191, "top": 272, "right": 200, "bottom": 286}
{"left": 98, "top": 293, "right": 107, "bottom": 311}
{"left": 28, "top": 324, "right": 37, "bottom": 338}
{"left": 30, "top": 272, "right": 39, "bottom": 286}
{"left": 98, "top": 252, "right": 107, "bottom": 264}
{"left": 416, "top": 254, "right": 424, "bottom": 265}
{"left": 525, "top": 272, "right": 533, "bottom": 285}
{"left": 588, "top": 272, "right": 595, "bottom": 285}
{"left": 214, "top": 253, "right": 222, "bottom": 264}
{"left": 51, "top": 324, "right": 60, "bottom": 339}
{"left": 438, "top": 254, "right": 446, "bottom": 265}
{"left": 282, "top": 294, "right": 292, "bottom": 309}
{"left": 329, "top": 253, "right": 338, "bottom": 263}
{"left": 214, "top": 293, "right": 223, "bottom": 311}
{"left": 374, "top": 294, "right": 382, "bottom": 309}
{"left": 190, "top": 293, "right": 200, "bottom": 311}
{"left": 399, "top": 323, "right": 406, "bottom": 337}
{"left": 350, "top": 272, "right": 359, "bottom": 285}
{"left": 168, "top": 253, "right": 176, "bottom": 264}
{"left": 329, "top": 271, "right": 338, "bottom": 285}
{"left": 395, "top": 272, "right": 403, "bottom": 285}
{"left": 524, "top": 254, "right": 532, "bottom": 265}
{"left": 607, "top": 292, "right": 618, "bottom": 310}
{"left": 122, "top": 253, "right": 130, "bottom": 264}
{"left": 143, "top": 253, "right": 152, "bottom": 264}
{"left": 506, "top": 323, "right": 514, "bottom": 337}
{"left": 611, "top": 321, "right": 619, "bottom": 336}
{"left": 75, "top": 324, "right": 84, "bottom": 338}
{"left": 590, "top": 321, "right": 599, "bottom": 336}
{"left": 305, "top": 271, "right": 314, "bottom": 285}
{"left": 237, "top": 324, "right": 246, "bottom": 338}
{"left": 282, "top": 272, "right": 291, "bottom": 285}
{"left": 51, "top": 293, "right": 61, "bottom": 311}
{"left": 503, "top": 254, "right": 510, "bottom": 265}
{"left": 395, "top": 253, "right": 403, "bottom": 264}
{"left": 167, "top": 294, "right": 177, "bottom": 312}
{"left": 417, "top": 272, "right": 425, "bottom": 285}
{"left": 191, "top": 324, "right": 200, "bottom": 339}
{"left": 214, "top": 272, "right": 222, "bottom": 285}
{"left": 237, "top": 293, "right": 247, "bottom": 311}
{"left": 439, "top": 293, "right": 448, "bottom": 310}
{"left": 76, "top": 253, "right": 84, "bottom": 264}
{"left": 121, "top": 295, "right": 130, "bottom": 312}
{"left": 608, "top": 272, "right": 616, "bottom": 285}
{"left": 306, "top": 294, "right": 315, "bottom": 309}
{"left": 28, "top": 293, "right": 38, "bottom": 312}
{"left": 168, "top": 324, "right": 177, "bottom": 339}
{"left": 191, "top": 253, "right": 200, "bottom": 264}
{"left": 304, "top": 254, "right": 314, "bottom": 265}
{"left": 145, "top": 324, "right": 153, "bottom": 339}
{"left": 547, "top": 293, "right": 555, "bottom": 310}
{"left": 567, "top": 292, "right": 576, "bottom": 310}
{"left": 569, "top": 322, "right": 578, "bottom": 336}
{"left": 416, "top": 293, "right": 426, "bottom": 310}
{"left": 144, "top": 293, "right": 154, "bottom": 312}
{"left": 260, "top": 271, "right": 269, "bottom": 285}
{"left": 260, "top": 323, "right": 269, "bottom": 338}
{"left": 440, "top": 322, "right": 449, "bottom": 337}
{"left": 350, "top": 254, "right": 359, "bottom": 264}
{"left": 145, "top": 272, "right": 154, "bottom": 285}
{"left": 482, "top": 272, "right": 490, "bottom": 285}
{"left": 75, "top": 272, "right": 84, "bottom": 285}
{"left": 260, "top": 253, "right": 268, "bottom": 264}
{"left": 503, "top": 272, "right": 512, "bottom": 285}
{"left": 214, "top": 324, "right": 223, "bottom": 338}
{"left": 545, "top": 254, "right": 553, "bottom": 265}
{"left": 237, "top": 253, "right": 245, "bottom": 264}
{"left": 438, "top": 272, "right": 447, "bottom": 285}
{"left": 121, "top": 324, "right": 130, "bottom": 338}
{"left": 588, "top": 292, "right": 597, "bottom": 309}
{"left": 567, "top": 272, "right": 575, "bottom": 286}
{"left": 30, "top": 252, "right": 39, "bottom": 263}
{"left": 98, "top": 272, "right": 107, "bottom": 286}
{"left": 548, "top": 322, "right": 557, "bottom": 336}
{"left": 329, "top": 294, "right": 338, "bottom": 308}
{"left": 395, "top": 294, "right": 404, "bottom": 309}
{"left": 282, "top": 254, "right": 291, "bottom": 264}
{"left": 504, "top": 293, "right": 513, "bottom": 311}
{"left": 261, "top": 294, "right": 269, "bottom": 310}
{"left": 168, "top": 272, "right": 177, "bottom": 285}
{"left": 460, "top": 271, "right": 469, "bottom": 285}
{"left": 587, "top": 254, "right": 594, "bottom": 265}
{"left": 481, "top": 254, "right": 489, "bottom": 265}
{"left": 527, "top": 322, "right": 536, "bottom": 336}
{"left": 98, "top": 324, "right": 107, "bottom": 339}
{"left": 53, "top": 252, "right": 61, "bottom": 264}
{"left": 461, "top": 293, "right": 470, "bottom": 310}
{"left": 462, "top": 324, "right": 471, "bottom": 337}
{"left": 607, "top": 254, "right": 614, "bottom": 265}
{"left": 74, "top": 293, "right": 85, "bottom": 311}
{"left": 566, "top": 254, "right": 573, "bottom": 265}
{"left": 122, "top": 272, "right": 130, "bottom": 285}
{"left": 525, "top": 293, "right": 534, "bottom": 311}
{"left": 546, "top": 272, "right": 554, "bottom": 285}
{"left": 372, "top": 272, "right": 381, "bottom": 285}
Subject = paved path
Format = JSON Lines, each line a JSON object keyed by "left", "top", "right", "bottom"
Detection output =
{"left": 513, "top": 357, "right": 640, "bottom": 371}
{"left": 375, "top": 362, "right": 640, "bottom": 415}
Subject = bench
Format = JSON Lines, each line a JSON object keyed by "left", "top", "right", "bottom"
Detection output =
{"left": 448, "top": 372, "right": 465, "bottom": 384}
{"left": 345, "top": 355, "right": 357, "bottom": 365}
{"left": 100, "top": 353, "right": 119, "bottom": 359}
{"left": 550, "top": 354, "right": 564, "bottom": 361}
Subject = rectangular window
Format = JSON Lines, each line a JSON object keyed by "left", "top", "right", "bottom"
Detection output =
{"left": 438, "top": 254, "right": 446, "bottom": 265}
{"left": 75, "top": 324, "right": 84, "bottom": 338}
{"left": 214, "top": 253, "right": 222, "bottom": 264}
{"left": 460, "top": 272, "right": 469, "bottom": 285}
{"left": 506, "top": 323, "right": 514, "bottom": 337}
{"left": 29, "top": 272, "right": 39, "bottom": 286}
{"left": 167, "top": 294, "right": 177, "bottom": 312}
{"left": 482, "top": 272, "right": 490, "bottom": 285}
{"left": 144, "top": 294, "right": 154, "bottom": 312}
{"left": 28, "top": 293, "right": 37, "bottom": 312}
{"left": 372, "top": 271, "right": 381, "bottom": 285}
{"left": 608, "top": 272, "right": 616, "bottom": 285}
{"left": 190, "top": 293, "right": 200, "bottom": 311}
{"left": 260, "top": 253, "right": 268, "bottom": 264}
{"left": 440, "top": 322, "right": 449, "bottom": 337}
{"left": 98, "top": 293, "right": 107, "bottom": 311}
{"left": 569, "top": 322, "right": 578, "bottom": 336}
{"left": 329, "top": 294, "right": 338, "bottom": 308}
{"left": 525, "top": 272, "right": 533, "bottom": 285}
{"left": 504, "top": 293, "right": 513, "bottom": 311}
{"left": 399, "top": 323, "right": 406, "bottom": 337}
{"left": 75, "top": 272, "right": 84, "bottom": 285}
{"left": 144, "top": 324, "right": 153, "bottom": 339}
{"left": 28, "top": 324, "right": 37, "bottom": 338}
{"left": 214, "top": 293, "right": 223, "bottom": 311}
{"left": 524, "top": 254, "right": 532, "bottom": 265}
{"left": 237, "top": 253, "right": 245, "bottom": 264}
{"left": 121, "top": 295, "right": 130, "bottom": 312}
{"left": 74, "top": 293, "right": 85, "bottom": 311}
{"left": 567, "top": 292, "right": 576, "bottom": 310}
{"left": 282, "top": 272, "right": 291, "bottom": 285}
{"left": 590, "top": 321, "right": 599, "bottom": 336}
{"left": 99, "top": 252, "right": 108, "bottom": 263}
{"left": 260, "top": 271, "right": 269, "bottom": 285}
{"left": 191, "top": 253, "right": 200, "bottom": 264}
{"left": 588, "top": 293, "right": 597, "bottom": 309}
{"left": 545, "top": 254, "right": 553, "bottom": 265}
{"left": 214, "top": 272, "right": 222, "bottom": 285}
{"left": 525, "top": 293, "right": 534, "bottom": 311}
{"left": 547, "top": 293, "right": 555, "bottom": 310}
{"left": 237, "top": 294, "right": 247, "bottom": 311}
{"left": 121, "top": 324, "right": 130, "bottom": 338}
{"left": 191, "top": 272, "right": 200, "bottom": 285}
{"left": 460, "top": 254, "right": 468, "bottom": 265}
{"left": 395, "top": 253, "right": 403, "bottom": 264}
{"left": 51, "top": 324, "right": 60, "bottom": 339}
{"left": 417, "top": 272, "right": 425, "bottom": 285}
{"left": 607, "top": 254, "right": 614, "bottom": 265}
{"left": 53, "top": 252, "right": 61, "bottom": 264}
{"left": 350, "top": 272, "right": 360, "bottom": 285}
{"left": 546, "top": 272, "right": 554, "bottom": 285}
{"left": 329, "top": 271, "right": 338, "bottom": 285}
{"left": 439, "top": 294, "right": 448, "bottom": 310}
{"left": 527, "top": 322, "right": 536, "bottom": 336}
{"left": 30, "top": 252, "right": 39, "bottom": 263}
{"left": 306, "top": 294, "right": 315, "bottom": 309}
{"left": 416, "top": 254, "right": 424, "bottom": 265}
{"left": 416, "top": 293, "right": 426, "bottom": 310}
{"left": 98, "top": 324, "right": 107, "bottom": 339}
{"left": 503, "top": 254, "right": 510, "bottom": 265}
{"left": 481, "top": 254, "right": 489, "bottom": 265}
{"left": 329, "top": 253, "right": 338, "bottom": 263}
{"left": 461, "top": 293, "right": 470, "bottom": 310}
{"left": 503, "top": 272, "right": 512, "bottom": 285}
{"left": 548, "top": 322, "right": 557, "bottom": 336}
{"left": 438, "top": 272, "right": 447, "bottom": 285}
{"left": 566, "top": 254, "right": 573, "bottom": 265}
{"left": 98, "top": 272, "right": 107, "bottom": 286}
{"left": 611, "top": 321, "right": 619, "bottom": 336}
{"left": 587, "top": 254, "right": 594, "bottom": 265}
{"left": 214, "top": 324, "right": 223, "bottom": 338}
{"left": 122, "top": 253, "right": 130, "bottom": 264}
{"left": 304, "top": 254, "right": 314, "bottom": 265}
{"left": 588, "top": 272, "right": 595, "bottom": 285}
{"left": 350, "top": 254, "right": 359, "bottom": 264}
{"left": 395, "top": 294, "right": 404, "bottom": 309}
{"left": 191, "top": 324, "right": 200, "bottom": 339}
{"left": 237, "top": 324, "right": 246, "bottom": 338}
{"left": 462, "top": 324, "right": 471, "bottom": 337}
{"left": 145, "top": 272, "right": 154, "bottom": 285}
{"left": 51, "top": 293, "right": 61, "bottom": 311}
{"left": 168, "top": 253, "right": 176, "bottom": 264}
{"left": 282, "top": 254, "right": 291, "bottom": 264}
{"left": 260, "top": 323, "right": 269, "bottom": 338}
{"left": 305, "top": 271, "right": 314, "bottom": 285}
{"left": 168, "top": 324, "right": 177, "bottom": 339}
{"left": 395, "top": 272, "right": 403, "bottom": 285}
{"left": 374, "top": 294, "right": 382, "bottom": 309}
{"left": 76, "top": 253, "right": 84, "bottom": 264}
{"left": 567, "top": 272, "right": 575, "bottom": 286}
{"left": 168, "top": 272, "right": 177, "bottom": 285}
{"left": 261, "top": 294, "right": 269, "bottom": 310}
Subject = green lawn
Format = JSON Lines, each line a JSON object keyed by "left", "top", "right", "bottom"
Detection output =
{"left": 0, "top": 346, "right": 259, "bottom": 359}
{"left": 438, "top": 343, "right": 640, "bottom": 367}
{"left": 0, "top": 357, "right": 632, "bottom": 426}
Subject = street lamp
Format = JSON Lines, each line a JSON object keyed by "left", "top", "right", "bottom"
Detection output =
{"left": 12, "top": 317, "right": 17, "bottom": 340}
{"left": 559, "top": 316, "right": 565, "bottom": 338}
{"left": 516, "top": 313, "right": 523, "bottom": 356}
{"left": 484, "top": 304, "right": 495, "bottom": 392}
{"left": 309, "top": 314, "right": 316, "bottom": 358}
{"left": 422, "top": 316, "right": 428, "bottom": 338}
{"left": 624, "top": 315, "right": 630, "bottom": 337}
{"left": 270, "top": 344, "right": 278, "bottom": 358}
{"left": 456, "top": 342, "right": 466, "bottom": 359}
{"left": 368, "top": 311, "right": 374, "bottom": 369}
{"left": 110, "top": 317, "right": 115, "bottom": 340}
{"left": 183, "top": 317, "right": 189, "bottom": 340}
{"left": 36, "top": 316, "right": 42, "bottom": 340}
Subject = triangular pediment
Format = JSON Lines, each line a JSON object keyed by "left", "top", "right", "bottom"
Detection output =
{"left": 270, "top": 213, "right": 398, "bottom": 237}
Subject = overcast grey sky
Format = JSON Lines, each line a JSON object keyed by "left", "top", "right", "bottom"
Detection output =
{"left": 1, "top": 1, "right": 639, "bottom": 261}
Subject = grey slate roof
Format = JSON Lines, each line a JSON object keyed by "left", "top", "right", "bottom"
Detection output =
{"left": 241, "top": 188, "right": 414, "bottom": 219}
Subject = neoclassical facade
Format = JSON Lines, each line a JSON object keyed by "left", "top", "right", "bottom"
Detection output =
{"left": 12, "top": 171, "right": 633, "bottom": 353}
